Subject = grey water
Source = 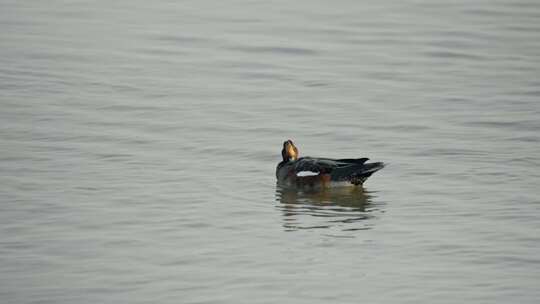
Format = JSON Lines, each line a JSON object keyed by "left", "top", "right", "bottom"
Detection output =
{"left": 1, "top": 0, "right": 540, "bottom": 303}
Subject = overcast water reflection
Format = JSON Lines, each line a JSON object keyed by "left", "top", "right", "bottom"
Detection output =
{"left": 2, "top": 0, "right": 540, "bottom": 303}
{"left": 276, "top": 186, "right": 380, "bottom": 233}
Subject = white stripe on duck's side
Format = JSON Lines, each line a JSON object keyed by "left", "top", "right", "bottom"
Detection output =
{"left": 296, "top": 171, "right": 320, "bottom": 177}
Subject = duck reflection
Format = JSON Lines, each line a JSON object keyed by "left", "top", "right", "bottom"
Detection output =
{"left": 276, "top": 186, "right": 381, "bottom": 232}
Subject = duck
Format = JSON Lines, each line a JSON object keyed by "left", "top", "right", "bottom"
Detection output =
{"left": 276, "top": 140, "right": 384, "bottom": 189}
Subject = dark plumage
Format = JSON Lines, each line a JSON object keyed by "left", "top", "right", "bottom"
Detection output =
{"left": 276, "top": 140, "right": 384, "bottom": 189}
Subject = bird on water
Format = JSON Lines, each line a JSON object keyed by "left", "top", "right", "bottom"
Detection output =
{"left": 276, "top": 140, "right": 384, "bottom": 189}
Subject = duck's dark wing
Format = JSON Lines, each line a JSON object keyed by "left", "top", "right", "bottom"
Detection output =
{"left": 294, "top": 157, "right": 383, "bottom": 184}
{"left": 293, "top": 157, "right": 369, "bottom": 173}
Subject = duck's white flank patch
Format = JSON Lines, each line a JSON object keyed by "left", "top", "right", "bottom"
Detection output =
{"left": 296, "top": 171, "right": 320, "bottom": 177}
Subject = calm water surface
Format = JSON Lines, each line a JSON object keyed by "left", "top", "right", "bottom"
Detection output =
{"left": 1, "top": 0, "right": 540, "bottom": 303}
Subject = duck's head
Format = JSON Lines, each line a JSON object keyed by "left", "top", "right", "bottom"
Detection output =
{"left": 281, "top": 139, "right": 299, "bottom": 162}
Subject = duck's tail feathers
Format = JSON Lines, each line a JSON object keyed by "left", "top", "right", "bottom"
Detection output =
{"left": 331, "top": 162, "right": 385, "bottom": 185}
{"left": 359, "top": 162, "right": 385, "bottom": 175}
